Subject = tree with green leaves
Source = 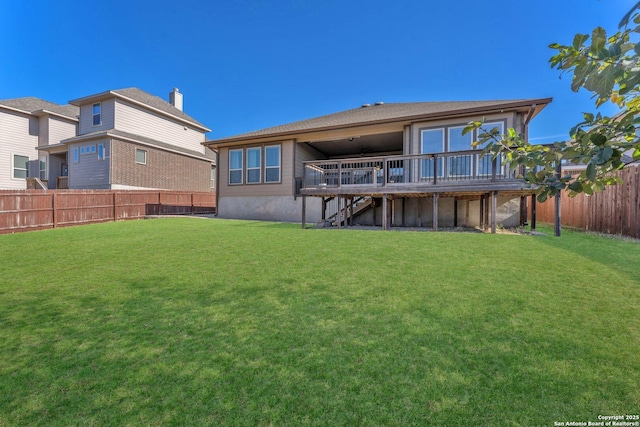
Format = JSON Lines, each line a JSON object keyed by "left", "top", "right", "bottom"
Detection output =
{"left": 465, "top": 4, "right": 640, "bottom": 202}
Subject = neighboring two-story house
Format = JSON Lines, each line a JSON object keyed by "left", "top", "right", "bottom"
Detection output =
{"left": 205, "top": 98, "right": 551, "bottom": 230}
{"left": 0, "top": 88, "right": 215, "bottom": 192}
{"left": 0, "top": 98, "right": 78, "bottom": 189}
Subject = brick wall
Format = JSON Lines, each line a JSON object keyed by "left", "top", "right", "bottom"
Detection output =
{"left": 111, "top": 139, "right": 213, "bottom": 192}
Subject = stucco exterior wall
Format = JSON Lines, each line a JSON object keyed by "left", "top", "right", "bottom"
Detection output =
{"left": 217, "top": 195, "right": 322, "bottom": 223}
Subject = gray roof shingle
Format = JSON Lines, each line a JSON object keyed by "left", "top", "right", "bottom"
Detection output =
{"left": 0, "top": 97, "right": 79, "bottom": 120}
{"left": 214, "top": 99, "right": 551, "bottom": 142}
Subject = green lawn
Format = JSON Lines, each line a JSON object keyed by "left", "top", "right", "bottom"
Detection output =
{"left": 0, "top": 219, "right": 638, "bottom": 426}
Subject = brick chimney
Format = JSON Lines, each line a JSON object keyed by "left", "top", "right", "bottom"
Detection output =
{"left": 169, "top": 88, "right": 183, "bottom": 111}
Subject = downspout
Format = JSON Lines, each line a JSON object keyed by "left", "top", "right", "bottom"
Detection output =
{"left": 214, "top": 148, "right": 219, "bottom": 217}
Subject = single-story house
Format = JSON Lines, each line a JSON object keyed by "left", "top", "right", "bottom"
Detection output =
{"left": 205, "top": 98, "right": 552, "bottom": 231}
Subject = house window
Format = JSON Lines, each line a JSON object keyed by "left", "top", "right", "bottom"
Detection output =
{"left": 39, "top": 156, "right": 47, "bottom": 180}
{"left": 92, "top": 103, "right": 101, "bottom": 126}
{"left": 73, "top": 148, "right": 79, "bottom": 163}
{"left": 448, "top": 126, "right": 473, "bottom": 176}
{"left": 421, "top": 128, "right": 444, "bottom": 178}
{"left": 13, "top": 155, "right": 29, "bottom": 179}
{"left": 246, "top": 147, "right": 261, "bottom": 183}
{"left": 98, "top": 144, "right": 105, "bottom": 160}
{"left": 477, "top": 122, "right": 504, "bottom": 176}
{"left": 210, "top": 165, "right": 216, "bottom": 189}
{"left": 136, "top": 148, "right": 147, "bottom": 165}
{"left": 264, "top": 145, "right": 281, "bottom": 183}
{"left": 229, "top": 149, "right": 243, "bottom": 184}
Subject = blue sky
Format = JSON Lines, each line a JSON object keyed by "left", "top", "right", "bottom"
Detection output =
{"left": 0, "top": 0, "right": 630, "bottom": 142}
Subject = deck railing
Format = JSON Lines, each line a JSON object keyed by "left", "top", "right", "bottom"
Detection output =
{"left": 303, "top": 150, "right": 522, "bottom": 190}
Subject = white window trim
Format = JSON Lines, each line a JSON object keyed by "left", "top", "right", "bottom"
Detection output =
{"left": 73, "top": 147, "right": 79, "bottom": 163}
{"left": 98, "top": 143, "right": 105, "bottom": 160}
{"left": 92, "top": 103, "right": 101, "bottom": 126}
{"left": 229, "top": 149, "right": 243, "bottom": 185}
{"left": 39, "top": 155, "right": 47, "bottom": 180}
{"left": 246, "top": 147, "right": 262, "bottom": 184}
{"left": 264, "top": 145, "right": 281, "bottom": 183}
{"left": 136, "top": 148, "right": 147, "bottom": 165}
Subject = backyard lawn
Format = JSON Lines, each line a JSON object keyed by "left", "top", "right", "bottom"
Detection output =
{"left": 0, "top": 218, "right": 638, "bottom": 426}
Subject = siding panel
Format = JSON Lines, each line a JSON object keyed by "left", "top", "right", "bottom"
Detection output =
{"left": 68, "top": 139, "right": 111, "bottom": 189}
{"left": 114, "top": 100, "right": 205, "bottom": 154}
{"left": 78, "top": 99, "right": 115, "bottom": 135}
{"left": 0, "top": 110, "right": 39, "bottom": 189}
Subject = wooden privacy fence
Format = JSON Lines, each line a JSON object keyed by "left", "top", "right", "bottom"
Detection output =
{"left": 536, "top": 165, "right": 640, "bottom": 238}
{"left": 0, "top": 190, "right": 216, "bottom": 234}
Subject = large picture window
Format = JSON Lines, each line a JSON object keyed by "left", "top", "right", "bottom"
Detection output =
{"left": 448, "top": 126, "right": 473, "bottom": 176}
{"left": 13, "top": 155, "right": 29, "bottom": 179}
{"left": 229, "top": 149, "right": 243, "bottom": 184}
{"left": 421, "top": 128, "right": 444, "bottom": 178}
{"left": 477, "top": 122, "right": 504, "bottom": 176}
{"left": 246, "top": 147, "right": 261, "bottom": 183}
{"left": 264, "top": 145, "right": 281, "bottom": 183}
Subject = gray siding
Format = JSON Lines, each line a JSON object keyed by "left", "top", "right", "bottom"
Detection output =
{"left": 295, "top": 142, "right": 327, "bottom": 179}
{"left": 68, "top": 139, "right": 111, "bottom": 189}
{"left": 78, "top": 99, "right": 115, "bottom": 135}
{"left": 114, "top": 100, "right": 205, "bottom": 154}
{"left": 49, "top": 117, "right": 77, "bottom": 145}
{"left": 0, "top": 109, "right": 39, "bottom": 189}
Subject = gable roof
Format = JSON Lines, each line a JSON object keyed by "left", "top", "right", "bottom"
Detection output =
{"left": 0, "top": 97, "right": 79, "bottom": 120}
{"left": 207, "top": 98, "right": 552, "bottom": 146}
{"left": 68, "top": 87, "right": 210, "bottom": 132}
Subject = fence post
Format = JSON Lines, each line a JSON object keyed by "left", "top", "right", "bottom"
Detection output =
{"left": 52, "top": 192, "right": 57, "bottom": 228}
{"left": 113, "top": 192, "right": 117, "bottom": 221}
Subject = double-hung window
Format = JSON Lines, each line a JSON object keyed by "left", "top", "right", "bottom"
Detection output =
{"left": 13, "top": 155, "right": 29, "bottom": 179}
{"left": 229, "top": 149, "right": 243, "bottom": 184}
{"left": 92, "top": 103, "right": 101, "bottom": 126}
{"left": 264, "top": 145, "right": 281, "bottom": 183}
{"left": 246, "top": 147, "right": 261, "bottom": 183}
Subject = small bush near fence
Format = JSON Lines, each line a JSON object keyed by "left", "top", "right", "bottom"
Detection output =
{"left": 0, "top": 190, "right": 216, "bottom": 234}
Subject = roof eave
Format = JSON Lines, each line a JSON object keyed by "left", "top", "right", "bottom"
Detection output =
{"left": 204, "top": 97, "right": 553, "bottom": 148}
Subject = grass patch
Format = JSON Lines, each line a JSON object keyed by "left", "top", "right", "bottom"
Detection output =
{"left": 0, "top": 218, "right": 638, "bottom": 425}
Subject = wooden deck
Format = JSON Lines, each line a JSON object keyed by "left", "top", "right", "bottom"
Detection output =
{"left": 301, "top": 150, "right": 533, "bottom": 197}
{"left": 300, "top": 151, "right": 540, "bottom": 232}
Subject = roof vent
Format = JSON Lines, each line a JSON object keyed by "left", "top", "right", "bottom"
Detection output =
{"left": 361, "top": 103, "right": 371, "bottom": 108}
{"left": 374, "top": 101, "right": 384, "bottom": 106}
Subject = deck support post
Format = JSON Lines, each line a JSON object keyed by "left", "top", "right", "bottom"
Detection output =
{"left": 432, "top": 193, "right": 438, "bottom": 231}
{"left": 484, "top": 193, "right": 490, "bottom": 231}
{"left": 531, "top": 195, "right": 537, "bottom": 231}
{"left": 337, "top": 196, "right": 342, "bottom": 229}
{"left": 417, "top": 196, "right": 422, "bottom": 227}
{"left": 348, "top": 197, "right": 353, "bottom": 226}
{"left": 321, "top": 197, "right": 326, "bottom": 221}
{"left": 382, "top": 194, "right": 388, "bottom": 230}
{"left": 519, "top": 196, "right": 527, "bottom": 226}
{"left": 491, "top": 191, "right": 497, "bottom": 234}
{"left": 402, "top": 197, "right": 406, "bottom": 227}
{"left": 479, "top": 196, "right": 484, "bottom": 231}
{"left": 453, "top": 198, "right": 458, "bottom": 227}
{"left": 301, "top": 196, "right": 306, "bottom": 229}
